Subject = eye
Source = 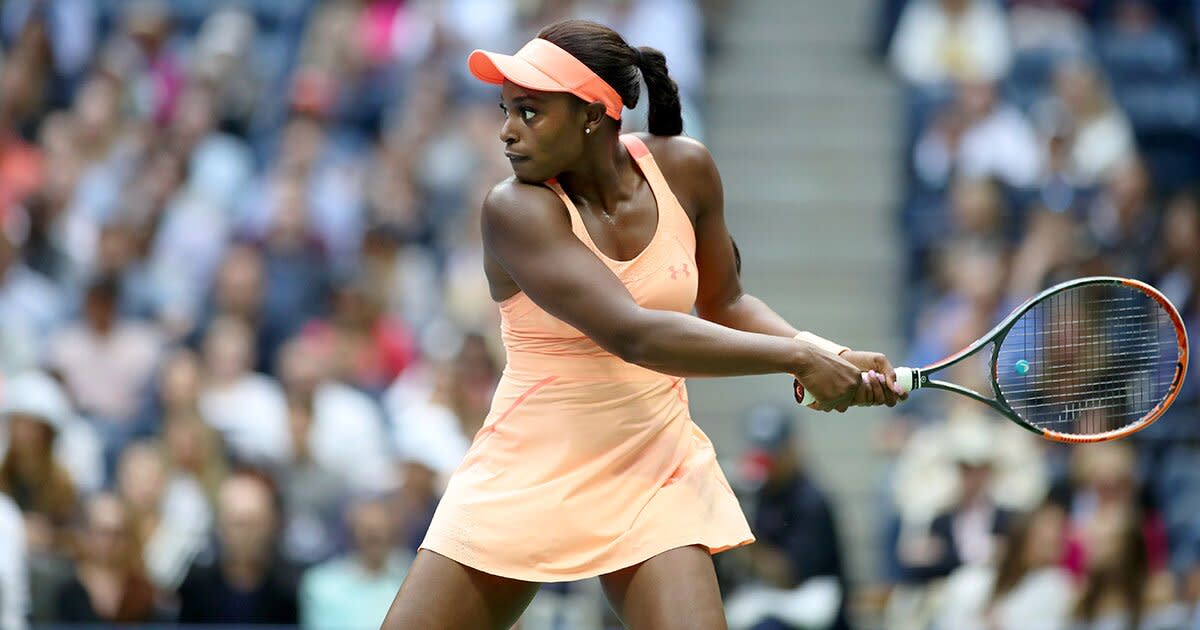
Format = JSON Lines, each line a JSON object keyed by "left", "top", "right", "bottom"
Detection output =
{"left": 522, "top": 108, "right": 536, "bottom": 121}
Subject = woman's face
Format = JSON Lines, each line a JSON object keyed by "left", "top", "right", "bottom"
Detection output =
{"left": 1023, "top": 506, "right": 1066, "bottom": 568}
{"left": 8, "top": 414, "right": 53, "bottom": 455}
{"left": 84, "top": 495, "right": 130, "bottom": 567}
{"left": 498, "top": 82, "right": 589, "bottom": 184}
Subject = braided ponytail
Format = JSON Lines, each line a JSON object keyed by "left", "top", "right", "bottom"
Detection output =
{"left": 634, "top": 46, "right": 683, "bottom": 136}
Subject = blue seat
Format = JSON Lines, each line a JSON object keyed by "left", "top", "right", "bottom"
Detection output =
{"left": 1113, "top": 75, "right": 1200, "bottom": 136}
{"left": 1094, "top": 25, "right": 1188, "bottom": 82}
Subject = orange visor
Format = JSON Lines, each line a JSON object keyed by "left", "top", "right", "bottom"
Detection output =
{"left": 468, "top": 38, "right": 624, "bottom": 120}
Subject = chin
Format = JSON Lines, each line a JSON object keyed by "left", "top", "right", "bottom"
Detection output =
{"left": 510, "top": 164, "right": 546, "bottom": 184}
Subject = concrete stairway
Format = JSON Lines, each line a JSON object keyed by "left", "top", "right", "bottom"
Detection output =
{"left": 688, "top": 0, "right": 902, "bottom": 587}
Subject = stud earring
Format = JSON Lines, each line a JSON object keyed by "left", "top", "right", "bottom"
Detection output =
{"left": 585, "top": 128, "right": 591, "bottom": 135}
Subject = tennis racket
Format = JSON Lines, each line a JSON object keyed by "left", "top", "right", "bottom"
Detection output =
{"left": 794, "top": 276, "right": 1189, "bottom": 443}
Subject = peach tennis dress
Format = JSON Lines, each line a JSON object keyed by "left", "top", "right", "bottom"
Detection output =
{"left": 420, "top": 135, "right": 755, "bottom": 582}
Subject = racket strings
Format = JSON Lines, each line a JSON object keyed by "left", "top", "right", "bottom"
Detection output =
{"left": 996, "top": 284, "right": 1179, "bottom": 436}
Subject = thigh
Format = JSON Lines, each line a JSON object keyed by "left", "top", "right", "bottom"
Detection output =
{"left": 380, "top": 549, "right": 540, "bottom": 630}
{"left": 599, "top": 545, "right": 727, "bottom": 630}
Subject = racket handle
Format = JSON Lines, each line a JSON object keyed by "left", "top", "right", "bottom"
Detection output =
{"left": 795, "top": 367, "right": 915, "bottom": 407}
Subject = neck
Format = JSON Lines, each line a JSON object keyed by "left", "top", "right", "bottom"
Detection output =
{"left": 358, "top": 552, "right": 388, "bottom": 574}
{"left": 555, "top": 134, "right": 635, "bottom": 215}
{"left": 223, "top": 555, "right": 267, "bottom": 589}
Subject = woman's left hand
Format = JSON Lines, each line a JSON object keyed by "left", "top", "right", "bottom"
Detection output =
{"left": 840, "top": 350, "right": 908, "bottom": 408}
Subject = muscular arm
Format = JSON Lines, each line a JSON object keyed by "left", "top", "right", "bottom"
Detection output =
{"left": 482, "top": 180, "right": 820, "bottom": 379}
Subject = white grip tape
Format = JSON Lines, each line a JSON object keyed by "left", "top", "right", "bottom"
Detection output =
{"left": 797, "top": 367, "right": 914, "bottom": 407}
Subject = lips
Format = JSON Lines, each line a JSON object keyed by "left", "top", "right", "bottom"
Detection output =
{"left": 504, "top": 152, "right": 529, "bottom": 162}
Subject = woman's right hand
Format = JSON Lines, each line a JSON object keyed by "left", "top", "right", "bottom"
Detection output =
{"left": 793, "top": 344, "right": 864, "bottom": 412}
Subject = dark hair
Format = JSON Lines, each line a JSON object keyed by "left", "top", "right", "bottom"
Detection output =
{"left": 989, "top": 502, "right": 1060, "bottom": 604}
{"left": 537, "top": 20, "right": 683, "bottom": 136}
{"left": 1072, "top": 511, "right": 1147, "bottom": 628}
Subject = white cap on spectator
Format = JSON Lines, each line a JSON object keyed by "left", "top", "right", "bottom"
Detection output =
{"left": 1, "top": 371, "right": 71, "bottom": 434}
{"left": 947, "top": 417, "right": 995, "bottom": 467}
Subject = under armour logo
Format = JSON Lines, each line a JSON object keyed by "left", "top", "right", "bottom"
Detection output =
{"left": 668, "top": 264, "right": 690, "bottom": 279}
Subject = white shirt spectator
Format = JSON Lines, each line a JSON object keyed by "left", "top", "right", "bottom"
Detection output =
{"left": 306, "top": 382, "right": 395, "bottom": 493}
{"left": 891, "top": 0, "right": 1012, "bottom": 85}
{"left": 385, "top": 367, "right": 470, "bottom": 480}
{"left": 0, "top": 493, "right": 27, "bottom": 629}
{"left": 0, "top": 263, "right": 63, "bottom": 374}
{"left": 916, "top": 103, "right": 1043, "bottom": 189}
{"left": 935, "top": 564, "right": 1074, "bottom": 630}
{"left": 1071, "top": 110, "right": 1135, "bottom": 185}
{"left": 148, "top": 192, "right": 231, "bottom": 323}
{"left": 46, "top": 319, "right": 163, "bottom": 422}
{"left": 892, "top": 411, "right": 1048, "bottom": 525}
{"left": 0, "top": 370, "right": 104, "bottom": 493}
{"left": 199, "top": 373, "right": 291, "bottom": 465}
{"left": 143, "top": 475, "right": 212, "bottom": 591}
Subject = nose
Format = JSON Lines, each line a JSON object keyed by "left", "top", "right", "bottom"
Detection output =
{"left": 498, "top": 113, "right": 517, "bottom": 145}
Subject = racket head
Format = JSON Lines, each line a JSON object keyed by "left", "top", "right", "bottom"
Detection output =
{"left": 987, "top": 277, "right": 1188, "bottom": 443}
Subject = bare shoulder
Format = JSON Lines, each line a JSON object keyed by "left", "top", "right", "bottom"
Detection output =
{"left": 481, "top": 177, "right": 570, "bottom": 237}
{"left": 633, "top": 133, "right": 719, "bottom": 179}
{"left": 631, "top": 133, "right": 721, "bottom": 214}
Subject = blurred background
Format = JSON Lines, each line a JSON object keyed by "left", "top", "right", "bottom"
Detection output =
{"left": 0, "top": 0, "right": 1197, "bottom": 628}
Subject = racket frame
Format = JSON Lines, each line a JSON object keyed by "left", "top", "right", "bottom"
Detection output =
{"left": 912, "top": 276, "right": 1188, "bottom": 443}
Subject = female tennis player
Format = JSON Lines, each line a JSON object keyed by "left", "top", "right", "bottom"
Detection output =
{"left": 382, "top": 19, "right": 906, "bottom": 630}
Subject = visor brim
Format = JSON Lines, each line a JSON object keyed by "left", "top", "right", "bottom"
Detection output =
{"left": 467, "top": 49, "right": 568, "bottom": 93}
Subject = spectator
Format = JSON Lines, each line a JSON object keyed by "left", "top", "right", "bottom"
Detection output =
{"left": 0, "top": 230, "right": 63, "bottom": 374}
{"left": 0, "top": 63, "right": 44, "bottom": 216}
{"left": 894, "top": 418, "right": 1017, "bottom": 584}
{"left": 164, "top": 413, "right": 227, "bottom": 496}
{"left": 273, "top": 335, "right": 391, "bottom": 566}
{"left": 190, "top": 244, "right": 278, "bottom": 373}
{"left": 0, "top": 492, "right": 29, "bottom": 630}
{"left": 386, "top": 358, "right": 472, "bottom": 484}
{"left": 358, "top": 224, "right": 442, "bottom": 331}
{"left": 197, "top": 315, "right": 290, "bottom": 466}
{"left": 1070, "top": 507, "right": 1186, "bottom": 629}
{"left": 45, "top": 274, "right": 164, "bottom": 426}
{"left": 890, "top": 0, "right": 1013, "bottom": 87}
{"left": 1083, "top": 156, "right": 1160, "bottom": 278}
{"left": 177, "top": 472, "right": 299, "bottom": 625}
{"left": 277, "top": 336, "right": 393, "bottom": 494}
{"left": 1043, "top": 59, "right": 1135, "bottom": 186}
{"left": 0, "top": 370, "right": 104, "bottom": 496}
{"left": 114, "top": 440, "right": 211, "bottom": 592}
{"left": 54, "top": 493, "right": 157, "bottom": 623}
{"left": 97, "top": 0, "right": 184, "bottom": 126}
{"left": 153, "top": 348, "right": 229, "bottom": 503}
{"left": 301, "top": 276, "right": 415, "bottom": 396}
{"left": 1007, "top": 0, "right": 1091, "bottom": 57}
{"left": 1156, "top": 188, "right": 1200, "bottom": 317}
{"left": 727, "top": 404, "right": 850, "bottom": 630}
{"left": 933, "top": 502, "right": 1075, "bottom": 630}
{"left": 913, "top": 81, "right": 1042, "bottom": 190}
{"left": 298, "top": 496, "right": 413, "bottom": 630}
{"left": 946, "top": 176, "right": 1009, "bottom": 248}
{"left": 253, "top": 170, "right": 335, "bottom": 350}
{"left": 0, "top": 371, "right": 79, "bottom": 554}
{"left": 1059, "top": 442, "right": 1169, "bottom": 580}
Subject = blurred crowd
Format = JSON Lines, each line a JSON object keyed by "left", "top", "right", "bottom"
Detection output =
{"left": 0, "top": 0, "right": 720, "bottom": 627}
{"left": 3, "top": 0, "right": 1198, "bottom": 629}
{"left": 862, "top": 0, "right": 1200, "bottom": 629}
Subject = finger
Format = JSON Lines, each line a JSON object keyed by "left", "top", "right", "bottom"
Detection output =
{"left": 854, "top": 372, "right": 871, "bottom": 406}
{"left": 869, "top": 370, "right": 889, "bottom": 406}
{"left": 875, "top": 355, "right": 902, "bottom": 397}
{"left": 874, "top": 370, "right": 896, "bottom": 407}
